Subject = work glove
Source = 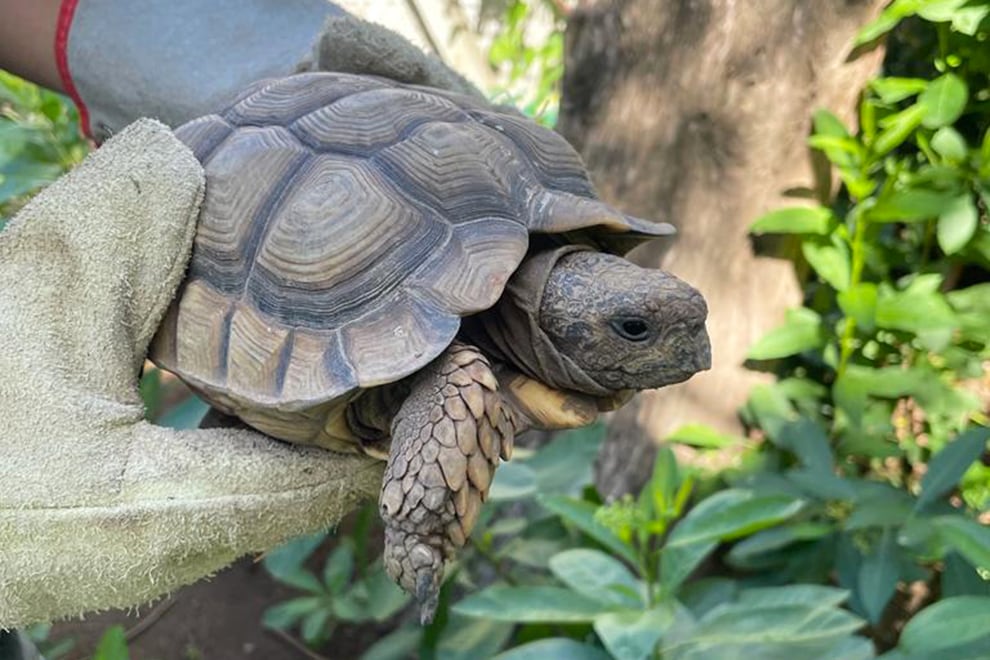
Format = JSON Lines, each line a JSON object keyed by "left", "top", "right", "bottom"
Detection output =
{"left": 59, "top": 0, "right": 482, "bottom": 142}
{"left": 0, "top": 120, "right": 382, "bottom": 629}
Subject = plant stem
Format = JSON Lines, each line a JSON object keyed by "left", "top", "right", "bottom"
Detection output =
{"left": 837, "top": 207, "right": 868, "bottom": 378}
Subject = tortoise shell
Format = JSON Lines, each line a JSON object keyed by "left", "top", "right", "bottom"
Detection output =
{"left": 150, "top": 72, "right": 671, "bottom": 446}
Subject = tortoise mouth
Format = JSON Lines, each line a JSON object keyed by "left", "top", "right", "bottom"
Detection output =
{"left": 593, "top": 331, "right": 712, "bottom": 391}
{"left": 650, "top": 332, "right": 713, "bottom": 386}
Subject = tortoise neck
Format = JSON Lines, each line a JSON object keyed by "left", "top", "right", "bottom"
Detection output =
{"left": 461, "top": 247, "right": 616, "bottom": 399}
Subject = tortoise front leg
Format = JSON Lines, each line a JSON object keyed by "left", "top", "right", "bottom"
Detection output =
{"left": 380, "top": 343, "right": 513, "bottom": 623}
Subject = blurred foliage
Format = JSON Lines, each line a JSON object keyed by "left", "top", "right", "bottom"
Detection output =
{"left": 261, "top": 506, "right": 410, "bottom": 649}
{"left": 733, "top": 2, "right": 990, "bottom": 654}
{"left": 487, "top": 0, "right": 566, "bottom": 125}
{"left": 452, "top": 442, "right": 875, "bottom": 660}
{"left": 91, "top": 626, "right": 130, "bottom": 660}
{"left": 0, "top": 70, "right": 88, "bottom": 229}
{"left": 24, "top": 623, "right": 76, "bottom": 659}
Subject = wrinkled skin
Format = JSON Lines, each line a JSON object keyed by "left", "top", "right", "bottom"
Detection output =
{"left": 380, "top": 250, "right": 710, "bottom": 621}
{"left": 540, "top": 251, "right": 711, "bottom": 390}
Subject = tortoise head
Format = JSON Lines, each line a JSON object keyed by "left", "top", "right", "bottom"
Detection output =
{"left": 538, "top": 251, "right": 711, "bottom": 392}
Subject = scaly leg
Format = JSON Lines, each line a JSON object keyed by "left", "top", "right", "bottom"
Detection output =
{"left": 379, "top": 343, "right": 514, "bottom": 623}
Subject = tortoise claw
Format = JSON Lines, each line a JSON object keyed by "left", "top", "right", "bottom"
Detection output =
{"left": 416, "top": 570, "right": 441, "bottom": 624}
{"left": 383, "top": 527, "right": 445, "bottom": 623}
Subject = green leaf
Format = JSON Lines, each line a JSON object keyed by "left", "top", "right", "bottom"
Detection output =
{"left": 666, "top": 424, "right": 741, "bottom": 449}
{"left": 93, "top": 626, "right": 129, "bottom": 660}
{"left": 666, "top": 490, "right": 805, "bottom": 548}
{"left": 0, "top": 122, "right": 33, "bottom": 161}
{"left": 498, "top": 536, "right": 566, "bottom": 569}
{"left": 276, "top": 568, "right": 325, "bottom": 594}
{"left": 787, "top": 468, "right": 856, "bottom": 501}
{"left": 813, "top": 109, "right": 851, "bottom": 138}
{"left": 539, "top": 496, "right": 639, "bottom": 565}
{"left": 744, "top": 383, "right": 797, "bottom": 440}
{"left": 838, "top": 283, "right": 878, "bottom": 332}
{"left": 360, "top": 625, "right": 422, "bottom": 660}
{"left": 919, "top": 74, "right": 968, "bottom": 129}
{"left": 898, "top": 596, "right": 990, "bottom": 653}
{"left": 435, "top": 615, "right": 515, "bottom": 660}
{"left": 263, "top": 532, "right": 326, "bottom": 585}
{"left": 854, "top": 0, "right": 924, "bottom": 44}
{"left": 751, "top": 207, "right": 834, "bottom": 235}
{"left": 775, "top": 418, "right": 834, "bottom": 473}
{"left": 738, "top": 585, "right": 851, "bottom": 610}
{"left": 660, "top": 540, "right": 718, "bottom": 594}
{"left": 807, "top": 135, "right": 864, "bottom": 169}
{"left": 857, "top": 529, "right": 899, "bottom": 624}
{"left": 662, "top": 597, "right": 866, "bottom": 659}
{"left": 835, "top": 363, "right": 971, "bottom": 428}
{"left": 873, "top": 103, "right": 926, "bottom": 155}
{"left": 916, "top": 427, "right": 989, "bottom": 510}
{"left": 549, "top": 549, "right": 643, "bottom": 608}
{"left": 300, "top": 606, "right": 332, "bottom": 645}
{"left": 363, "top": 567, "right": 412, "bottom": 620}
{"left": 525, "top": 425, "right": 604, "bottom": 495}
{"left": 942, "top": 552, "right": 990, "bottom": 598}
{"left": 930, "top": 126, "right": 968, "bottom": 162}
{"left": 156, "top": 394, "right": 209, "bottom": 429}
{"left": 916, "top": 0, "right": 978, "bottom": 22}
{"left": 845, "top": 495, "right": 913, "bottom": 530}
{"left": 0, "top": 160, "right": 63, "bottom": 200}
{"left": 323, "top": 543, "right": 354, "bottom": 593}
{"left": 949, "top": 2, "right": 990, "bottom": 34}
{"left": 937, "top": 194, "right": 979, "bottom": 255}
{"left": 453, "top": 586, "right": 608, "bottom": 622}
{"left": 262, "top": 597, "right": 324, "bottom": 630}
{"left": 870, "top": 77, "right": 930, "bottom": 104}
{"left": 948, "top": 283, "right": 990, "bottom": 315}
{"left": 727, "top": 524, "right": 834, "bottom": 564}
{"left": 594, "top": 604, "right": 683, "bottom": 660}
{"left": 802, "top": 238, "right": 851, "bottom": 290}
{"left": 875, "top": 289, "right": 957, "bottom": 333}
{"left": 747, "top": 308, "right": 826, "bottom": 360}
{"left": 934, "top": 516, "right": 990, "bottom": 569}
{"left": 488, "top": 461, "right": 538, "bottom": 501}
{"left": 678, "top": 578, "right": 739, "bottom": 618}
{"left": 139, "top": 368, "right": 163, "bottom": 420}
{"left": 331, "top": 589, "right": 370, "bottom": 622}
{"left": 818, "top": 637, "right": 877, "bottom": 660}
{"left": 870, "top": 188, "right": 957, "bottom": 222}
{"left": 493, "top": 639, "right": 611, "bottom": 660}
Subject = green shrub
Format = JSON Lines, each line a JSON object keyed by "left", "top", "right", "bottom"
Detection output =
{"left": 0, "top": 71, "right": 87, "bottom": 228}
{"left": 487, "top": 0, "right": 565, "bottom": 125}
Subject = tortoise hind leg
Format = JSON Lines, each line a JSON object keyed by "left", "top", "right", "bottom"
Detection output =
{"left": 379, "top": 343, "right": 514, "bottom": 623}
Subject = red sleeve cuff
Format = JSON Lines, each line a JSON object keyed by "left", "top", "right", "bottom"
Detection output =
{"left": 54, "top": 0, "right": 92, "bottom": 138}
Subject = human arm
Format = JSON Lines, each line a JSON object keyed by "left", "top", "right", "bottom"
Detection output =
{"left": 0, "top": 0, "right": 61, "bottom": 91}
{"left": 0, "top": 0, "right": 481, "bottom": 142}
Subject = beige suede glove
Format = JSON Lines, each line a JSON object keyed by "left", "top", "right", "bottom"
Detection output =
{"left": 0, "top": 120, "right": 381, "bottom": 628}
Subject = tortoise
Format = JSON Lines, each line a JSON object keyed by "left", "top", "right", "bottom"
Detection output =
{"left": 150, "top": 72, "right": 711, "bottom": 621}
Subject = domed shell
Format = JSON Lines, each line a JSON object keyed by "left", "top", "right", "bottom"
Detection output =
{"left": 151, "top": 73, "right": 672, "bottom": 414}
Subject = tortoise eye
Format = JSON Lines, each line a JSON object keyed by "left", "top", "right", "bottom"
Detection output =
{"left": 611, "top": 317, "right": 653, "bottom": 342}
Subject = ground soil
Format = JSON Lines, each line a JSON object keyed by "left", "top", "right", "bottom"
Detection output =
{"left": 50, "top": 512, "right": 388, "bottom": 660}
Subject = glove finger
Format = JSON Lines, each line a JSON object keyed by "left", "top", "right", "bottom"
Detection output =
{"left": 316, "top": 16, "right": 484, "bottom": 99}
{"left": 0, "top": 119, "right": 204, "bottom": 403}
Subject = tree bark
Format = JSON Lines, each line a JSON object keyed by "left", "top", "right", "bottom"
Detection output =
{"left": 558, "top": 0, "right": 887, "bottom": 498}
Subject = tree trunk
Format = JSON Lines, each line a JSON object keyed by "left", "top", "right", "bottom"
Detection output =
{"left": 557, "top": 0, "right": 887, "bottom": 498}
